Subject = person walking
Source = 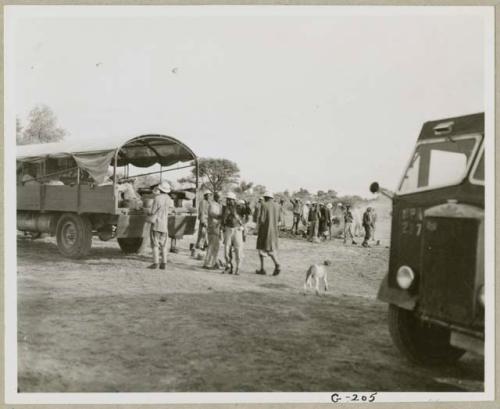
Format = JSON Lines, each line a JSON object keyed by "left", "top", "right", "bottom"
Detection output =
{"left": 256, "top": 192, "right": 281, "bottom": 276}
{"left": 203, "top": 192, "right": 222, "bottom": 269}
{"left": 362, "top": 207, "right": 374, "bottom": 247}
{"left": 195, "top": 190, "right": 211, "bottom": 250}
{"left": 301, "top": 200, "right": 311, "bottom": 235}
{"left": 343, "top": 204, "right": 357, "bottom": 245}
{"left": 221, "top": 192, "right": 245, "bottom": 275}
{"left": 146, "top": 181, "right": 173, "bottom": 270}
{"left": 290, "top": 198, "right": 302, "bottom": 234}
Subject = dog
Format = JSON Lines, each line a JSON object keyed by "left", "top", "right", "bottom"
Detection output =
{"left": 304, "top": 260, "right": 331, "bottom": 295}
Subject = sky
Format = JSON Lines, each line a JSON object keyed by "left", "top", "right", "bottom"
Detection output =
{"left": 7, "top": 6, "right": 490, "bottom": 196}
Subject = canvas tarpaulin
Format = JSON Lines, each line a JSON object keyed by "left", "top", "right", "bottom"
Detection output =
{"left": 72, "top": 151, "right": 116, "bottom": 185}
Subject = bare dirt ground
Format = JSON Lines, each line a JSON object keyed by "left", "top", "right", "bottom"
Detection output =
{"left": 17, "top": 211, "right": 483, "bottom": 393}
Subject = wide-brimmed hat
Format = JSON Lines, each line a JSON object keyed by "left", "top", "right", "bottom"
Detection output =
{"left": 326, "top": 203, "right": 333, "bottom": 209}
{"left": 203, "top": 189, "right": 212, "bottom": 196}
{"left": 226, "top": 192, "right": 236, "bottom": 200}
{"left": 263, "top": 191, "right": 273, "bottom": 198}
{"left": 237, "top": 199, "right": 246, "bottom": 205}
{"left": 157, "top": 181, "right": 171, "bottom": 193}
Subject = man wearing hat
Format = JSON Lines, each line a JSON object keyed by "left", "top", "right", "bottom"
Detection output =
{"left": 195, "top": 190, "right": 212, "bottom": 250}
{"left": 343, "top": 204, "right": 357, "bottom": 245}
{"left": 146, "top": 181, "right": 173, "bottom": 269}
{"left": 221, "top": 192, "right": 245, "bottom": 275}
{"left": 256, "top": 192, "right": 281, "bottom": 276}
{"left": 203, "top": 192, "right": 223, "bottom": 269}
{"left": 290, "top": 198, "right": 302, "bottom": 235}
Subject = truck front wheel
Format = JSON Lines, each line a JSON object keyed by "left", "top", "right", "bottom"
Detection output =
{"left": 55, "top": 213, "right": 93, "bottom": 258}
{"left": 388, "top": 304, "right": 465, "bottom": 366}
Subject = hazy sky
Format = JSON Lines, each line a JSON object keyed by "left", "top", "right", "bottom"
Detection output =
{"left": 8, "top": 6, "right": 490, "bottom": 196}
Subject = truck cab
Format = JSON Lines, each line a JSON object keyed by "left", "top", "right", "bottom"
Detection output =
{"left": 373, "top": 113, "right": 484, "bottom": 365}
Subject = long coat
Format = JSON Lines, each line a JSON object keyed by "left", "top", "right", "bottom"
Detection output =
{"left": 149, "top": 194, "right": 172, "bottom": 233}
{"left": 256, "top": 200, "right": 280, "bottom": 251}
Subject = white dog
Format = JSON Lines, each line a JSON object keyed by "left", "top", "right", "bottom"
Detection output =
{"left": 304, "top": 260, "right": 331, "bottom": 295}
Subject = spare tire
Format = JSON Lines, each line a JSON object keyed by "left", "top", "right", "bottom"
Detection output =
{"left": 117, "top": 237, "right": 143, "bottom": 254}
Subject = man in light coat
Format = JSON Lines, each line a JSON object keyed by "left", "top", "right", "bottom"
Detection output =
{"left": 195, "top": 190, "right": 211, "bottom": 249}
{"left": 203, "top": 192, "right": 223, "bottom": 269}
{"left": 147, "top": 181, "right": 173, "bottom": 269}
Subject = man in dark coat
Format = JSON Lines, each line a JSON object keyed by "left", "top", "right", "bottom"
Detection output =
{"left": 362, "top": 207, "right": 374, "bottom": 248}
{"left": 256, "top": 192, "right": 281, "bottom": 276}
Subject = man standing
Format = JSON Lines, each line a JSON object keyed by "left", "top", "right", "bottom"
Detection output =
{"left": 301, "top": 200, "right": 311, "bottom": 236}
{"left": 278, "top": 198, "right": 286, "bottom": 231}
{"left": 147, "top": 181, "right": 173, "bottom": 270}
{"left": 290, "top": 198, "right": 302, "bottom": 235}
{"left": 195, "top": 190, "right": 211, "bottom": 250}
{"left": 362, "top": 207, "right": 374, "bottom": 248}
{"left": 308, "top": 202, "right": 320, "bottom": 243}
{"left": 221, "top": 192, "right": 244, "bottom": 275}
{"left": 256, "top": 192, "right": 281, "bottom": 276}
{"left": 371, "top": 208, "right": 378, "bottom": 242}
{"left": 203, "top": 192, "right": 222, "bottom": 269}
{"left": 325, "top": 203, "right": 333, "bottom": 240}
{"left": 252, "top": 197, "right": 263, "bottom": 236}
{"left": 343, "top": 205, "right": 357, "bottom": 245}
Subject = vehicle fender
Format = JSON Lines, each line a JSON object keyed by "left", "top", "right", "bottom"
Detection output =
{"left": 377, "top": 273, "right": 417, "bottom": 311}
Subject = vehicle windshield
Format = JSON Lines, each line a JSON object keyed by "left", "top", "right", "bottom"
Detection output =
{"left": 398, "top": 135, "right": 479, "bottom": 193}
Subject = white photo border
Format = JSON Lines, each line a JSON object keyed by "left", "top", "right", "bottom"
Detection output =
{"left": 4, "top": 4, "right": 495, "bottom": 404}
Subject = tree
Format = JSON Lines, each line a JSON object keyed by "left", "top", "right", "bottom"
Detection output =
{"left": 234, "top": 180, "right": 254, "bottom": 194}
{"left": 16, "top": 117, "right": 23, "bottom": 144}
{"left": 252, "top": 184, "right": 267, "bottom": 197}
{"left": 180, "top": 157, "right": 240, "bottom": 194}
{"left": 19, "top": 104, "right": 67, "bottom": 145}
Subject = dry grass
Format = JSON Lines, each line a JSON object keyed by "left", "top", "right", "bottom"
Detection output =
{"left": 17, "top": 201, "right": 483, "bottom": 392}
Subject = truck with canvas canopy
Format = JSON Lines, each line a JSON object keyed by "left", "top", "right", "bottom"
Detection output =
{"left": 17, "top": 134, "right": 199, "bottom": 258}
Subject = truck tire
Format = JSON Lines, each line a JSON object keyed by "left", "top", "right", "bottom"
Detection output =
{"left": 117, "top": 238, "right": 143, "bottom": 254}
{"left": 56, "top": 213, "right": 93, "bottom": 258}
{"left": 388, "top": 304, "right": 465, "bottom": 366}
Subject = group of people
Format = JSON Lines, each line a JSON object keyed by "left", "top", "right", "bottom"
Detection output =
{"left": 343, "top": 204, "right": 377, "bottom": 248}
{"left": 145, "top": 185, "right": 378, "bottom": 273}
{"left": 290, "top": 199, "right": 335, "bottom": 242}
{"left": 289, "top": 199, "right": 377, "bottom": 247}
{"left": 146, "top": 188, "right": 282, "bottom": 276}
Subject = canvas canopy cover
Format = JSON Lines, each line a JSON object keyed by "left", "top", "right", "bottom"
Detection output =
{"left": 17, "top": 134, "right": 197, "bottom": 184}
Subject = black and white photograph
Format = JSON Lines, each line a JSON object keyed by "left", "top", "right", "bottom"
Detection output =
{"left": 4, "top": 5, "right": 495, "bottom": 405}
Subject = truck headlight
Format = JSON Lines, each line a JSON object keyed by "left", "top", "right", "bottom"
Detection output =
{"left": 478, "top": 285, "right": 485, "bottom": 307}
{"left": 396, "top": 265, "right": 415, "bottom": 289}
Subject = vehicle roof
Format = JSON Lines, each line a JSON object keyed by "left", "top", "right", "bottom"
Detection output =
{"left": 16, "top": 133, "right": 197, "bottom": 167}
{"left": 418, "top": 112, "right": 484, "bottom": 140}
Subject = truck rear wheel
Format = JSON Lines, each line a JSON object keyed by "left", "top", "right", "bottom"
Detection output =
{"left": 55, "top": 213, "right": 93, "bottom": 258}
{"left": 117, "top": 238, "right": 143, "bottom": 254}
{"left": 388, "top": 304, "right": 465, "bottom": 366}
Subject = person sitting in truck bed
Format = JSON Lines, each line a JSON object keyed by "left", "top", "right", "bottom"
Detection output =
{"left": 21, "top": 173, "right": 40, "bottom": 185}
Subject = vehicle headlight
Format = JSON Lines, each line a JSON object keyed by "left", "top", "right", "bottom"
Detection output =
{"left": 478, "top": 285, "right": 485, "bottom": 307}
{"left": 396, "top": 265, "right": 415, "bottom": 289}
